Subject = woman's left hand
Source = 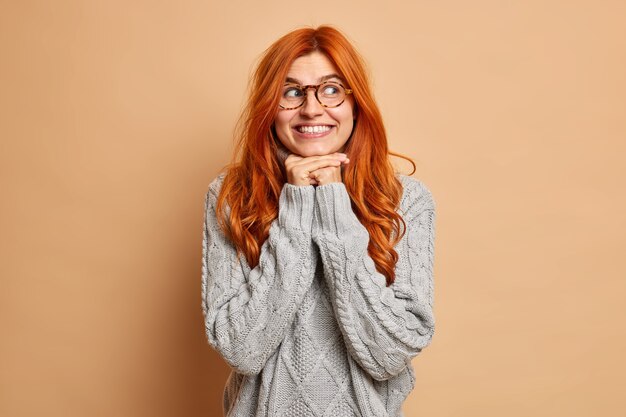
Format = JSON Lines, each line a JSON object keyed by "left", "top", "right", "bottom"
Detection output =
{"left": 310, "top": 156, "right": 350, "bottom": 186}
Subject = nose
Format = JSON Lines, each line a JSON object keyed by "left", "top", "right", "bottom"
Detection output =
{"left": 299, "top": 88, "right": 324, "bottom": 118}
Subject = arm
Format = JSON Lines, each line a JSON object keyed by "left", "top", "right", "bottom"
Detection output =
{"left": 201, "top": 175, "right": 318, "bottom": 375}
{"left": 312, "top": 177, "right": 436, "bottom": 381}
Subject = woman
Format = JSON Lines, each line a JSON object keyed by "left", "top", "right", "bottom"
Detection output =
{"left": 202, "top": 25, "right": 436, "bottom": 417}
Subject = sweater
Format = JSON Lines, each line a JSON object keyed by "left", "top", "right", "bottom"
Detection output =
{"left": 201, "top": 155, "right": 436, "bottom": 417}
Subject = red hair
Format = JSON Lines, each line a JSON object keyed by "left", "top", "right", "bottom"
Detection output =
{"left": 216, "top": 25, "right": 416, "bottom": 286}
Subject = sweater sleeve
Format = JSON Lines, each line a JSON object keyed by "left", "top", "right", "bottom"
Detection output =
{"left": 201, "top": 176, "right": 318, "bottom": 376}
{"left": 312, "top": 177, "right": 436, "bottom": 381}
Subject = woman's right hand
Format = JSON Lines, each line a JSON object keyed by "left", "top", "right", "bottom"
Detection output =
{"left": 284, "top": 153, "right": 349, "bottom": 186}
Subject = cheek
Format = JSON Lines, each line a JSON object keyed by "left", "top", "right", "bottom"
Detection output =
{"left": 273, "top": 115, "right": 293, "bottom": 145}
{"left": 334, "top": 108, "right": 355, "bottom": 129}
{"left": 339, "top": 101, "right": 356, "bottom": 124}
{"left": 274, "top": 113, "right": 293, "bottom": 132}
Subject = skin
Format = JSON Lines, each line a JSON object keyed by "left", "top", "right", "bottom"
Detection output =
{"left": 273, "top": 51, "right": 356, "bottom": 186}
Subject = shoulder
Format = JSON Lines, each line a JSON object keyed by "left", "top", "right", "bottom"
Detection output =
{"left": 203, "top": 170, "right": 230, "bottom": 216}
{"left": 395, "top": 173, "right": 436, "bottom": 219}
{"left": 205, "top": 170, "right": 229, "bottom": 200}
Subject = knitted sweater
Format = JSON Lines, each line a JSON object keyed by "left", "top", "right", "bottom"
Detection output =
{"left": 201, "top": 161, "right": 436, "bottom": 417}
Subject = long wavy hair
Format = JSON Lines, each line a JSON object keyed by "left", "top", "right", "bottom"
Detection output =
{"left": 215, "top": 25, "right": 416, "bottom": 286}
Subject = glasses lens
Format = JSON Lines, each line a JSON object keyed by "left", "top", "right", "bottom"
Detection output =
{"left": 318, "top": 82, "right": 345, "bottom": 107}
{"left": 280, "top": 84, "right": 304, "bottom": 109}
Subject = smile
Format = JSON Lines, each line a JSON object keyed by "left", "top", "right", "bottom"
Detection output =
{"left": 295, "top": 125, "right": 333, "bottom": 134}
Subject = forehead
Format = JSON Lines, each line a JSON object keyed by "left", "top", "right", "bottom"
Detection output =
{"left": 286, "top": 51, "right": 341, "bottom": 82}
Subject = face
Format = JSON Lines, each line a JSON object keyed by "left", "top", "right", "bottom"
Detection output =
{"left": 273, "top": 51, "right": 356, "bottom": 157}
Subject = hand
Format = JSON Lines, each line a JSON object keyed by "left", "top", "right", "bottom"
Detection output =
{"left": 284, "top": 153, "right": 350, "bottom": 186}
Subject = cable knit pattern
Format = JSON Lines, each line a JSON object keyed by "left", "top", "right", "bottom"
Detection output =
{"left": 202, "top": 163, "right": 436, "bottom": 417}
{"left": 313, "top": 182, "right": 436, "bottom": 382}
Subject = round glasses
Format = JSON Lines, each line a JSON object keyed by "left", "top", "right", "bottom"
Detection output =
{"left": 279, "top": 81, "right": 353, "bottom": 110}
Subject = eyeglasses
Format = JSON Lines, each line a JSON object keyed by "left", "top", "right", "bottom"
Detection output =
{"left": 279, "top": 81, "right": 353, "bottom": 110}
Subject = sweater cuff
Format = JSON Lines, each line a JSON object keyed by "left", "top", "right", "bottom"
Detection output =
{"left": 314, "top": 182, "right": 366, "bottom": 237}
{"left": 278, "top": 183, "right": 315, "bottom": 232}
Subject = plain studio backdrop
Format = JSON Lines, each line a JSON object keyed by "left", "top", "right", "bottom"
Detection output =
{"left": 1, "top": 1, "right": 625, "bottom": 416}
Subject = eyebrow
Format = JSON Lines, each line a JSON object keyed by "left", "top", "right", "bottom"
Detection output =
{"left": 285, "top": 73, "right": 345, "bottom": 85}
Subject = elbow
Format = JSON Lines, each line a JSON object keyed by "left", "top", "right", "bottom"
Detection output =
{"left": 351, "top": 345, "right": 415, "bottom": 382}
{"left": 405, "top": 324, "right": 435, "bottom": 361}
{"left": 414, "top": 323, "right": 435, "bottom": 350}
{"left": 207, "top": 340, "right": 266, "bottom": 376}
{"left": 367, "top": 350, "right": 426, "bottom": 382}
{"left": 221, "top": 353, "right": 265, "bottom": 376}
{"left": 369, "top": 368, "right": 400, "bottom": 382}
{"left": 363, "top": 329, "right": 436, "bottom": 382}
{"left": 366, "top": 356, "right": 411, "bottom": 381}
{"left": 204, "top": 326, "right": 266, "bottom": 377}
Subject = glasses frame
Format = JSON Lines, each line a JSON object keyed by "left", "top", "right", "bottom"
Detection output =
{"left": 279, "top": 80, "right": 353, "bottom": 110}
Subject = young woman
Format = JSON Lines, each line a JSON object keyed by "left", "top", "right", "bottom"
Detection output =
{"left": 202, "top": 25, "right": 436, "bottom": 417}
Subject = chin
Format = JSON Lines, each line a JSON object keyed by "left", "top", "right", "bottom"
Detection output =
{"left": 293, "top": 143, "right": 343, "bottom": 157}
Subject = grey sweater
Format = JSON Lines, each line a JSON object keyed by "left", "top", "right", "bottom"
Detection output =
{"left": 201, "top": 165, "right": 436, "bottom": 417}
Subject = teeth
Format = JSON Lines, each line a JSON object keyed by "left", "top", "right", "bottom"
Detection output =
{"left": 297, "top": 125, "right": 332, "bottom": 133}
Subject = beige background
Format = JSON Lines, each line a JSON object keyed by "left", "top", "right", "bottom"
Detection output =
{"left": 1, "top": 1, "right": 625, "bottom": 416}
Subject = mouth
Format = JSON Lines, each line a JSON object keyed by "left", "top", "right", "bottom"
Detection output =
{"left": 292, "top": 124, "right": 335, "bottom": 138}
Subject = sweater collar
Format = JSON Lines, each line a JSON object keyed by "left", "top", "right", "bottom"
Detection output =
{"left": 275, "top": 141, "right": 291, "bottom": 170}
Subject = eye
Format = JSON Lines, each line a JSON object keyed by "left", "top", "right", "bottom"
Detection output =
{"left": 321, "top": 84, "right": 340, "bottom": 96}
{"left": 283, "top": 85, "right": 303, "bottom": 98}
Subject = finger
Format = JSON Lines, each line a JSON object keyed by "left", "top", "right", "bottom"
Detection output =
{"left": 284, "top": 154, "right": 303, "bottom": 166}
{"left": 299, "top": 158, "right": 343, "bottom": 173}
{"left": 293, "top": 153, "right": 347, "bottom": 165}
